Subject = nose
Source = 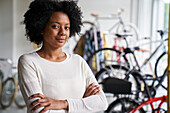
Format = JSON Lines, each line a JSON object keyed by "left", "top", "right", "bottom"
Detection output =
{"left": 58, "top": 27, "right": 66, "bottom": 36}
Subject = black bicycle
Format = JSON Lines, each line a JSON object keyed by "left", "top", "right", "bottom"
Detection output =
{"left": 103, "top": 70, "right": 167, "bottom": 113}
{"left": 89, "top": 30, "right": 168, "bottom": 92}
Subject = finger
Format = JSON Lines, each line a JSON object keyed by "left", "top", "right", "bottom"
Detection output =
{"left": 86, "top": 83, "right": 97, "bottom": 92}
{"left": 91, "top": 88, "right": 101, "bottom": 95}
{"left": 29, "top": 93, "right": 45, "bottom": 99}
{"left": 30, "top": 98, "right": 48, "bottom": 108}
{"left": 90, "top": 87, "right": 100, "bottom": 95}
{"left": 86, "top": 83, "right": 95, "bottom": 90}
{"left": 95, "top": 90, "right": 101, "bottom": 95}
{"left": 87, "top": 85, "right": 99, "bottom": 94}
{"left": 31, "top": 102, "right": 50, "bottom": 112}
{"left": 39, "top": 104, "right": 51, "bottom": 113}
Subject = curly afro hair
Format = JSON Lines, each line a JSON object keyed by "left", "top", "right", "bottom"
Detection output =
{"left": 23, "top": 0, "right": 82, "bottom": 45}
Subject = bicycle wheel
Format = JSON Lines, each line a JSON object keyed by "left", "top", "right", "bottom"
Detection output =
{"left": 13, "top": 72, "right": 26, "bottom": 108}
{"left": 15, "top": 84, "right": 26, "bottom": 108}
{"left": 152, "top": 99, "right": 167, "bottom": 113}
{"left": 87, "top": 48, "right": 129, "bottom": 74}
{"left": 0, "top": 77, "right": 17, "bottom": 109}
{"left": 106, "top": 98, "right": 145, "bottom": 113}
{"left": 154, "top": 52, "right": 167, "bottom": 90}
{"left": 0, "top": 70, "right": 4, "bottom": 96}
{"left": 95, "top": 65, "right": 140, "bottom": 98}
{"left": 0, "top": 80, "right": 1, "bottom": 97}
{"left": 116, "top": 22, "right": 140, "bottom": 46}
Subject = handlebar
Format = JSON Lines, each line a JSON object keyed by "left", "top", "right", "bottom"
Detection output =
{"left": 115, "top": 33, "right": 133, "bottom": 38}
{"left": 157, "top": 29, "right": 169, "bottom": 39}
{"left": 0, "top": 58, "right": 13, "bottom": 64}
{"left": 91, "top": 8, "right": 124, "bottom": 19}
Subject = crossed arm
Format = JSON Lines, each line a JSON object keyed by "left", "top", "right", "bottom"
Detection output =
{"left": 29, "top": 82, "right": 101, "bottom": 113}
{"left": 18, "top": 55, "right": 108, "bottom": 113}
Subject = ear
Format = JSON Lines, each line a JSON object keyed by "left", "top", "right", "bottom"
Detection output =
{"left": 41, "top": 31, "right": 44, "bottom": 35}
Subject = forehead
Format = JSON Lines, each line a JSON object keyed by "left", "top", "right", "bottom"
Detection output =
{"left": 49, "top": 12, "right": 70, "bottom": 23}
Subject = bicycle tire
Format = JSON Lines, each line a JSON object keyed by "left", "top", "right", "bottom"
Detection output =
{"left": 0, "top": 80, "right": 1, "bottom": 97}
{"left": 12, "top": 72, "right": 26, "bottom": 108}
{"left": 15, "top": 84, "right": 26, "bottom": 108}
{"left": 154, "top": 52, "right": 167, "bottom": 90}
{"left": 155, "top": 69, "right": 167, "bottom": 90}
{"left": 106, "top": 98, "right": 145, "bottom": 113}
{"left": 87, "top": 48, "right": 129, "bottom": 74}
{"left": 0, "top": 77, "right": 18, "bottom": 109}
{"left": 116, "top": 22, "right": 140, "bottom": 46}
{"left": 0, "top": 70, "right": 3, "bottom": 96}
{"left": 95, "top": 65, "right": 141, "bottom": 99}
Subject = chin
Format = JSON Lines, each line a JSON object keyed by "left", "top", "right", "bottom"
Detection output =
{"left": 55, "top": 44, "right": 65, "bottom": 48}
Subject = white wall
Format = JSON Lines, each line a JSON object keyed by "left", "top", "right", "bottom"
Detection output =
{"left": 13, "top": 0, "right": 34, "bottom": 65}
{"left": 0, "top": 0, "right": 13, "bottom": 59}
{"left": 0, "top": 0, "right": 138, "bottom": 65}
{"left": 137, "top": 0, "right": 153, "bottom": 37}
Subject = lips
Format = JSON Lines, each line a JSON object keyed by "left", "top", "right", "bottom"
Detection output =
{"left": 55, "top": 38, "right": 65, "bottom": 43}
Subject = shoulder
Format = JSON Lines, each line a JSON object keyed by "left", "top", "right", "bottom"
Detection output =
{"left": 70, "top": 53, "right": 90, "bottom": 68}
{"left": 71, "top": 53, "right": 83, "bottom": 59}
{"left": 70, "top": 53, "right": 86, "bottom": 62}
{"left": 18, "top": 52, "right": 37, "bottom": 63}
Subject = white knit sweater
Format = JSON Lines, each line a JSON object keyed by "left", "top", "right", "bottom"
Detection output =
{"left": 18, "top": 52, "right": 108, "bottom": 113}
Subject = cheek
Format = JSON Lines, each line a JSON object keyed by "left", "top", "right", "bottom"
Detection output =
{"left": 67, "top": 30, "right": 70, "bottom": 37}
{"left": 44, "top": 30, "right": 58, "bottom": 37}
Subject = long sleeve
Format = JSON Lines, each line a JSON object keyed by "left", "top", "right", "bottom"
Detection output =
{"left": 18, "top": 55, "right": 66, "bottom": 113}
{"left": 18, "top": 53, "right": 108, "bottom": 113}
{"left": 18, "top": 55, "right": 43, "bottom": 98}
{"left": 18, "top": 55, "right": 47, "bottom": 113}
{"left": 66, "top": 59, "right": 108, "bottom": 113}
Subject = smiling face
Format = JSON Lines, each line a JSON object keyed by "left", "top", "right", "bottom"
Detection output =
{"left": 42, "top": 12, "right": 70, "bottom": 49}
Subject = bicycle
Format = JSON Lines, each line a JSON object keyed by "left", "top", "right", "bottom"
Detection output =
{"left": 73, "top": 8, "right": 140, "bottom": 46}
{"left": 86, "top": 33, "right": 131, "bottom": 74}
{"left": 104, "top": 70, "right": 167, "bottom": 113}
{"left": 0, "top": 58, "right": 17, "bottom": 109}
{"left": 0, "top": 70, "right": 4, "bottom": 97}
{"left": 88, "top": 30, "right": 168, "bottom": 91}
{"left": 153, "top": 30, "right": 168, "bottom": 90}
{"left": 90, "top": 9, "right": 140, "bottom": 43}
{"left": 0, "top": 58, "right": 26, "bottom": 109}
{"left": 98, "top": 40, "right": 167, "bottom": 112}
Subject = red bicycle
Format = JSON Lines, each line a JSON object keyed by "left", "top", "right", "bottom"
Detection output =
{"left": 129, "top": 95, "right": 167, "bottom": 113}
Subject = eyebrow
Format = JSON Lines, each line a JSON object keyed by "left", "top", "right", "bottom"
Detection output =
{"left": 50, "top": 21, "right": 70, "bottom": 25}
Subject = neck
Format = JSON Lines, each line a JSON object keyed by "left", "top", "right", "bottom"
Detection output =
{"left": 37, "top": 46, "right": 66, "bottom": 62}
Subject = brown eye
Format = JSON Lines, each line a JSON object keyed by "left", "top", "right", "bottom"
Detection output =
{"left": 52, "top": 25, "right": 60, "bottom": 29}
{"left": 65, "top": 26, "right": 70, "bottom": 30}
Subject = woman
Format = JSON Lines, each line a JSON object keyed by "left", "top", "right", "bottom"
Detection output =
{"left": 18, "top": 0, "right": 108, "bottom": 113}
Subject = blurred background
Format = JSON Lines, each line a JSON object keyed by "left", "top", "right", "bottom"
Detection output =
{"left": 0, "top": 0, "right": 169, "bottom": 113}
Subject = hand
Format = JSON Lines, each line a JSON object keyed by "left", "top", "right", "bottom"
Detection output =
{"left": 83, "top": 82, "right": 101, "bottom": 98}
{"left": 29, "top": 93, "right": 68, "bottom": 113}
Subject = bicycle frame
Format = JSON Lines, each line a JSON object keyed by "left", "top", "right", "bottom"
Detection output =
{"left": 117, "top": 37, "right": 168, "bottom": 74}
{"left": 0, "top": 58, "right": 14, "bottom": 79}
{"left": 90, "top": 8, "right": 127, "bottom": 34}
{"left": 140, "top": 38, "right": 168, "bottom": 69}
{"left": 129, "top": 95, "right": 167, "bottom": 113}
